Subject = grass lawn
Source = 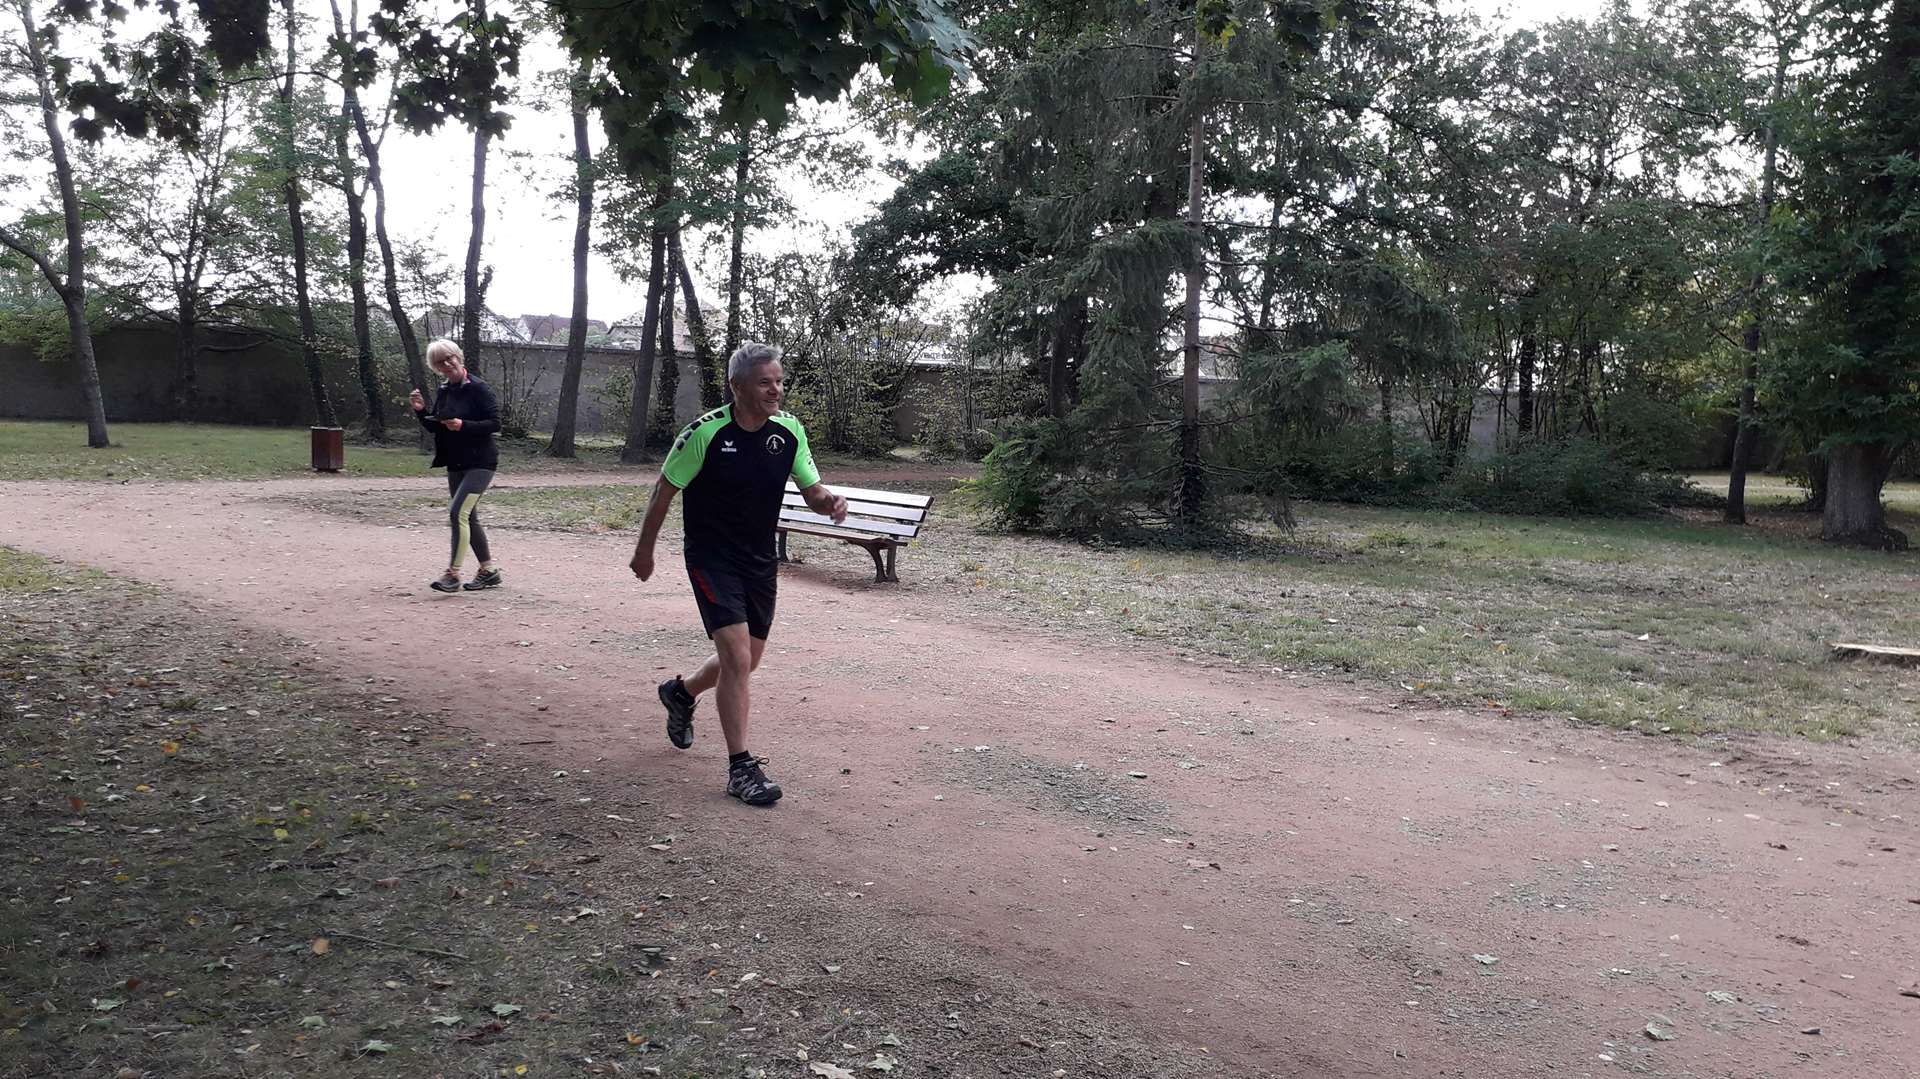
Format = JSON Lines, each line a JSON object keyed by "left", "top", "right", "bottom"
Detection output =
{"left": 0, "top": 420, "right": 940, "bottom": 483}
{"left": 304, "top": 477, "right": 1920, "bottom": 744}
{"left": 1686, "top": 470, "right": 1920, "bottom": 514}
{"left": 0, "top": 421, "right": 434, "bottom": 481}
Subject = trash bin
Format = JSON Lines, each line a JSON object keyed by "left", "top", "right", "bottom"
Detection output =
{"left": 310, "top": 426, "right": 345, "bottom": 472}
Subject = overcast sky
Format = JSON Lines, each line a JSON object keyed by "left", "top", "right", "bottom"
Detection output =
{"left": 367, "top": 0, "right": 1612, "bottom": 327}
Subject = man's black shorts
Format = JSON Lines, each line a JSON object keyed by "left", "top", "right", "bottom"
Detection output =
{"left": 686, "top": 560, "right": 777, "bottom": 640}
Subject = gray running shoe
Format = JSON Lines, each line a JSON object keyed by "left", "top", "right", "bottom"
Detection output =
{"left": 660, "top": 677, "right": 695, "bottom": 749}
{"left": 726, "top": 759, "right": 783, "bottom": 806}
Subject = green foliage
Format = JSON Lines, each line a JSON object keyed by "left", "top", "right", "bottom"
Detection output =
{"left": 1442, "top": 440, "right": 1704, "bottom": 518}
{"left": 557, "top": 0, "right": 972, "bottom": 177}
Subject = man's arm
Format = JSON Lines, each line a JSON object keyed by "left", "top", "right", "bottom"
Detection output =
{"left": 629, "top": 477, "right": 681, "bottom": 580}
{"left": 800, "top": 482, "right": 848, "bottom": 524}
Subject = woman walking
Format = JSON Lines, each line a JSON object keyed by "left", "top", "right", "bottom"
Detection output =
{"left": 410, "top": 339, "right": 504, "bottom": 593}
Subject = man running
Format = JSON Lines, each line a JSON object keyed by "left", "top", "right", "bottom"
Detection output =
{"left": 628, "top": 342, "right": 848, "bottom": 806}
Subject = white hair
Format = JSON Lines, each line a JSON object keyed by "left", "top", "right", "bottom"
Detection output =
{"left": 727, "top": 342, "right": 782, "bottom": 385}
{"left": 426, "top": 338, "right": 464, "bottom": 368}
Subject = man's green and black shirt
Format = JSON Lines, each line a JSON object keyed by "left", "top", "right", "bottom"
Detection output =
{"left": 661, "top": 404, "right": 819, "bottom": 575}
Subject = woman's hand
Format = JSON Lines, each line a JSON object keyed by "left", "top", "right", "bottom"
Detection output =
{"left": 409, "top": 389, "right": 425, "bottom": 413}
{"left": 442, "top": 417, "right": 464, "bottom": 431}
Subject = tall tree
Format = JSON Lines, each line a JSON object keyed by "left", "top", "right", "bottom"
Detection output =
{"left": 329, "top": 0, "right": 384, "bottom": 440}
{"left": 1776, "top": 0, "right": 1920, "bottom": 548}
{"left": 671, "top": 229, "right": 723, "bottom": 409}
{"left": 273, "top": 0, "right": 336, "bottom": 427}
{"left": 0, "top": 0, "right": 109, "bottom": 446}
{"left": 1726, "top": 0, "right": 1809, "bottom": 524}
{"left": 94, "top": 79, "right": 265, "bottom": 420}
{"left": 548, "top": 57, "right": 596, "bottom": 460}
{"left": 337, "top": 19, "right": 431, "bottom": 445}
{"left": 371, "top": 0, "right": 522, "bottom": 380}
{"left": 619, "top": 170, "right": 672, "bottom": 464}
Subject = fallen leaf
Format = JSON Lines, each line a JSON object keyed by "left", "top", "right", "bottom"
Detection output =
{"left": 161, "top": 741, "right": 179, "bottom": 756}
{"left": 1472, "top": 954, "right": 1499, "bottom": 966}
{"left": 1644, "top": 1022, "right": 1676, "bottom": 1042}
{"left": 310, "top": 938, "right": 330, "bottom": 956}
{"left": 877, "top": 1033, "right": 904, "bottom": 1047}
{"left": 866, "top": 1053, "right": 900, "bottom": 1073}
{"left": 92, "top": 999, "right": 124, "bottom": 1012}
{"left": 808, "top": 1064, "right": 856, "bottom": 1079}
{"left": 431, "top": 1015, "right": 462, "bottom": 1026}
{"left": 359, "top": 1039, "right": 393, "bottom": 1054}
{"left": 298, "top": 1016, "right": 326, "bottom": 1029}
{"left": 1706, "top": 991, "right": 1738, "bottom": 1004}
{"left": 491, "top": 1003, "right": 522, "bottom": 1017}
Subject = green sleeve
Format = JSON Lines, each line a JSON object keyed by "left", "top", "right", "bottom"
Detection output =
{"left": 661, "top": 410, "right": 725, "bottom": 487}
{"left": 777, "top": 413, "right": 820, "bottom": 487}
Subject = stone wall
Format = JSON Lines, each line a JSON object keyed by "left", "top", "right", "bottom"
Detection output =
{"left": 0, "top": 325, "right": 709, "bottom": 436}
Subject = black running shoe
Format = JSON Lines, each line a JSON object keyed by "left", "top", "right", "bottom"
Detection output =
{"left": 659, "top": 677, "right": 696, "bottom": 749}
{"left": 463, "top": 567, "right": 503, "bottom": 591}
{"left": 726, "top": 759, "right": 783, "bottom": 806}
{"left": 429, "top": 571, "right": 462, "bottom": 593}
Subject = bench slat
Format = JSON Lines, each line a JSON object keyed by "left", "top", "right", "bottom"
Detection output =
{"left": 785, "top": 480, "right": 931, "bottom": 509}
{"left": 779, "top": 521, "right": 905, "bottom": 545}
{"left": 779, "top": 509, "right": 920, "bottom": 539}
{"left": 782, "top": 492, "right": 927, "bottom": 523}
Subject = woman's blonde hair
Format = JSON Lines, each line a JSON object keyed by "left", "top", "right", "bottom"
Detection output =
{"left": 426, "top": 338, "right": 464, "bottom": 370}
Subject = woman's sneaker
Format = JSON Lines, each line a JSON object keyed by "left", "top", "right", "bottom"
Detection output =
{"left": 429, "top": 571, "right": 462, "bottom": 593}
{"left": 726, "top": 759, "right": 783, "bottom": 806}
{"left": 463, "top": 567, "right": 503, "bottom": 590}
{"left": 659, "top": 677, "right": 696, "bottom": 749}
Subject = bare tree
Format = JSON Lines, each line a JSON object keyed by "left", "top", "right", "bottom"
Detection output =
{"left": 0, "top": 0, "right": 109, "bottom": 446}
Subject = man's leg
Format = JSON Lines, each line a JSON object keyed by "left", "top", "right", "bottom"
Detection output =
{"left": 706, "top": 623, "right": 761, "bottom": 755}
{"left": 681, "top": 635, "right": 764, "bottom": 705}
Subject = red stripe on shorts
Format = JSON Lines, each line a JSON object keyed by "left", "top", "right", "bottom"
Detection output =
{"left": 689, "top": 566, "right": 719, "bottom": 603}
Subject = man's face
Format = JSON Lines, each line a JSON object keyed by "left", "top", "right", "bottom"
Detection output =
{"left": 734, "top": 360, "right": 784, "bottom": 414}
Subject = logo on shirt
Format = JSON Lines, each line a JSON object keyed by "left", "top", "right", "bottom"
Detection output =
{"left": 766, "top": 433, "right": 786, "bottom": 455}
{"left": 720, "top": 439, "right": 736, "bottom": 453}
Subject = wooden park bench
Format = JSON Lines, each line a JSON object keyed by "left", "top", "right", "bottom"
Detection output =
{"left": 777, "top": 481, "right": 932, "bottom": 583}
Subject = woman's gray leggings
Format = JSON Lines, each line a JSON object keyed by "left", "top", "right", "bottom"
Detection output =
{"left": 446, "top": 467, "right": 494, "bottom": 569}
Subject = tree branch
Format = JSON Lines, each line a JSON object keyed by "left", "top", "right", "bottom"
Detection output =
{"left": 0, "top": 224, "right": 64, "bottom": 294}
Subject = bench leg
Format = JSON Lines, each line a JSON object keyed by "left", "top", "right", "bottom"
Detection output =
{"left": 866, "top": 543, "right": 888, "bottom": 583}
{"left": 778, "top": 530, "right": 790, "bottom": 564}
{"left": 884, "top": 543, "right": 898, "bottom": 583}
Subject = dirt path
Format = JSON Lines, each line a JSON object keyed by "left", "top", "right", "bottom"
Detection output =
{"left": 3, "top": 473, "right": 1917, "bottom": 1078}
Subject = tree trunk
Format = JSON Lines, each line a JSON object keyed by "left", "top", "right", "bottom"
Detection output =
{"left": 280, "top": 0, "right": 337, "bottom": 428}
{"left": 724, "top": 126, "right": 751, "bottom": 366}
{"left": 1172, "top": 107, "right": 1207, "bottom": 527}
{"left": 462, "top": 15, "right": 490, "bottom": 381}
{"left": 1045, "top": 300, "right": 1076, "bottom": 419}
{"left": 1728, "top": 43, "right": 1788, "bottom": 525}
{"left": 1379, "top": 375, "right": 1394, "bottom": 479}
{"left": 334, "top": 94, "right": 384, "bottom": 440}
{"left": 9, "top": 0, "right": 108, "bottom": 446}
{"left": 1822, "top": 442, "right": 1906, "bottom": 548}
{"left": 1515, "top": 322, "right": 1537, "bottom": 440}
{"left": 652, "top": 272, "right": 679, "bottom": 445}
{"left": 548, "top": 62, "right": 594, "bottom": 460}
{"left": 671, "top": 230, "right": 723, "bottom": 410}
{"left": 619, "top": 172, "right": 672, "bottom": 465}
{"left": 174, "top": 295, "right": 199, "bottom": 420}
{"left": 342, "top": 41, "right": 428, "bottom": 450}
